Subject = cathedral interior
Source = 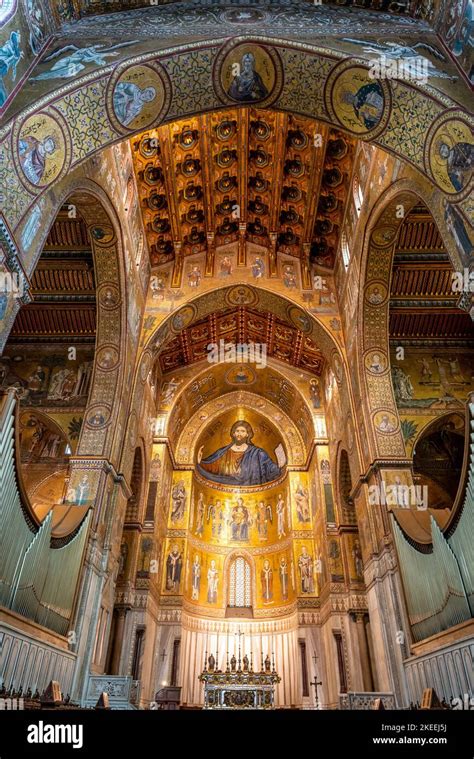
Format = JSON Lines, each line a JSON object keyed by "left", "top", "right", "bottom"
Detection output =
{"left": 0, "top": 0, "right": 473, "bottom": 712}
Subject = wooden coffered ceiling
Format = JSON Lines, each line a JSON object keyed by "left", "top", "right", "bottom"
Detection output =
{"left": 157, "top": 305, "right": 324, "bottom": 376}
{"left": 390, "top": 205, "right": 474, "bottom": 344}
{"left": 9, "top": 209, "right": 96, "bottom": 343}
{"left": 131, "top": 108, "right": 355, "bottom": 270}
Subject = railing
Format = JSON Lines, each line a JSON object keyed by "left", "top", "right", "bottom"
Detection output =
{"left": 339, "top": 692, "right": 396, "bottom": 710}
{"left": 84, "top": 676, "right": 140, "bottom": 709}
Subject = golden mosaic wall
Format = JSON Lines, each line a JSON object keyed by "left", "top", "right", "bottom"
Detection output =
{"left": 160, "top": 402, "right": 321, "bottom": 615}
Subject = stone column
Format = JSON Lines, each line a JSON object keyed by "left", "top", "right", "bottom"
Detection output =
{"left": 352, "top": 612, "right": 374, "bottom": 692}
{"left": 110, "top": 606, "right": 129, "bottom": 675}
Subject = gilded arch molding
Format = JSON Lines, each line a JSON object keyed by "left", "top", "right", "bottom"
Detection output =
{"left": 72, "top": 192, "right": 126, "bottom": 461}
{"left": 142, "top": 284, "right": 354, "bottom": 433}
{"left": 163, "top": 356, "right": 317, "bottom": 450}
{"left": 1, "top": 20, "right": 472, "bottom": 240}
{"left": 4, "top": 179, "right": 128, "bottom": 532}
{"left": 357, "top": 177, "right": 465, "bottom": 462}
{"left": 145, "top": 283, "right": 344, "bottom": 365}
{"left": 122, "top": 283, "right": 354, "bottom": 489}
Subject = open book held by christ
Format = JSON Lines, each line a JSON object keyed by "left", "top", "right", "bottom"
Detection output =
{"left": 197, "top": 421, "right": 286, "bottom": 486}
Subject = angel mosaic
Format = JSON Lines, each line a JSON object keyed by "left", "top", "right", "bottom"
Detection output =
{"left": 342, "top": 38, "right": 457, "bottom": 81}
{"left": 32, "top": 41, "right": 138, "bottom": 80}
{"left": 0, "top": 31, "right": 23, "bottom": 107}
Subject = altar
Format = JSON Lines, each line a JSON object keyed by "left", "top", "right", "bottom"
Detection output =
{"left": 199, "top": 652, "right": 281, "bottom": 710}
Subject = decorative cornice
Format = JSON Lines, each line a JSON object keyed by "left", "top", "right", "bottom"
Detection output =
{"left": 389, "top": 338, "right": 474, "bottom": 347}
{"left": 390, "top": 298, "right": 459, "bottom": 308}
{"left": 393, "top": 252, "right": 450, "bottom": 263}
{"left": 187, "top": 532, "right": 293, "bottom": 555}
{"left": 181, "top": 608, "right": 298, "bottom": 633}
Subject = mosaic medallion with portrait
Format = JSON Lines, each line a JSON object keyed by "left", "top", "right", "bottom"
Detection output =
{"left": 226, "top": 284, "right": 259, "bottom": 307}
{"left": 98, "top": 284, "right": 120, "bottom": 310}
{"left": 85, "top": 404, "right": 111, "bottom": 429}
{"left": 91, "top": 225, "right": 115, "bottom": 246}
{"left": 325, "top": 62, "right": 391, "bottom": 139}
{"left": 171, "top": 303, "right": 196, "bottom": 332}
{"left": 365, "top": 350, "right": 388, "bottom": 375}
{"left": 365, "top": 281, "right": 388, "bottom": 307}
{"left": 225, "top": 364, "right": 256, "bottom": 386}
{"left": 214, "top": 41, "right": 283, "bottom": 107}
{"left": 107, "top": 62, "right": 170, "bottom": 134}
{"left": 14, "top": 110, "right": 70, "bottom": 190}
{"left": 374, "top": 410, "right": 399, "bottom": 435}
{"left": 96, "top": 345, "right": 119, "bottom": 371}
{"left": 139, "top": 351, "right": 152, "bottom": 382}
{"left": 425, "top": 115, "right": 474, "bottom": 199}
{"left": 371, "top": 225, "right": 398, "bottom": 248}
{"left": 287, "top": 305, "right": 311, "bottom": 334}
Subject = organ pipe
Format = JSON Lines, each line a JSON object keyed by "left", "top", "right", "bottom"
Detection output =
{"left": 448, "top": 398, "right": 474, "bottom": 615}
{"left": 392, "top": 516, "right": 471, "bottom": 642}
{"left": 0, "top": 392, "right": 91, "bottom": 635}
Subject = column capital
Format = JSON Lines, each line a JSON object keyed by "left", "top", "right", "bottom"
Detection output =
{"left": 349, "top": 610, "right": 368, "bottom": 624}
{"left": 115, "top": 604, "right": 132, "bottom": 616}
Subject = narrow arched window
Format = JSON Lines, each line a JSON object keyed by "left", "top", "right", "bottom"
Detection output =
{"left": 341, "top": 231, "right": 350, "bottom": 271}
{"left": 339, "top": 449, "right": 356, "bottom": 525}
{"left": 353, "top": 175, "right": 364, "bottom": 216}
{"left": 229, "top": 556, "right": 251, "bottom": 608}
